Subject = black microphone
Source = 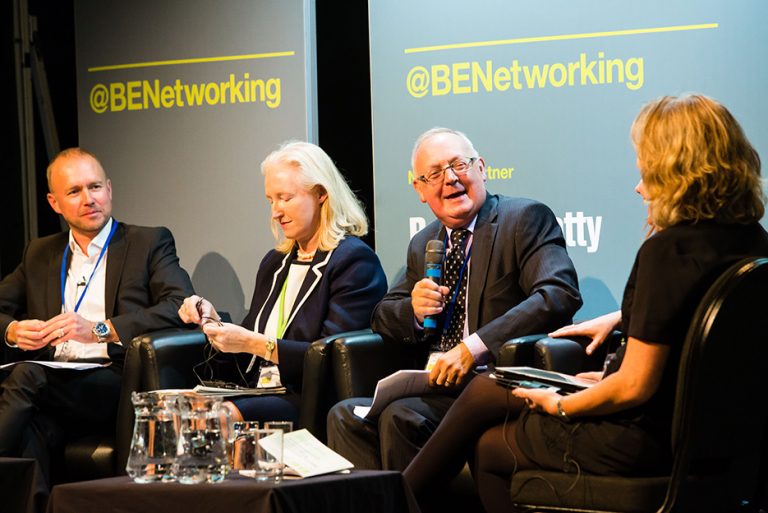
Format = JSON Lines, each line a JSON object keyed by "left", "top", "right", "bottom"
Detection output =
{"left": 423, "top": 240, "right": 445, "bottom": 334}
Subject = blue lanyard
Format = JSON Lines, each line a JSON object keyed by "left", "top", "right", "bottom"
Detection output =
{"left": 441, "top": 232, "right": 472, "bottom": 333}
{"left": 60, "top": 220, "right": 118, "bottom": 313}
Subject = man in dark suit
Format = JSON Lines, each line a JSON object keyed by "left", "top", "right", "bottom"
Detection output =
{"left": 326, "top": 127, "right": 582, "bottom": 470}
{"left": 0, "top": 147, "right": 193, "bottom": 483}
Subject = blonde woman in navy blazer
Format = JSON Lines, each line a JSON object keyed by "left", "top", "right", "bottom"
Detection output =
{"left": 179, "top": 141, "right": 387, "bottom": 424}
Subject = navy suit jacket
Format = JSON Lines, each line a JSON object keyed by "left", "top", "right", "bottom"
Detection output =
{"left": 372, "top": 193, "right": 582, "bottom": 359}
{"left": 240, "top": 236, "right": 387, "bottom": 391}
{"left": 0, "top": 222, "right": 194, "bottom": 365}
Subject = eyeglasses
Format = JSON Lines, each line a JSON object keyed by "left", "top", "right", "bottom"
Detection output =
{"left": 201, "top": 316, "right": 223, "bottom": 326}
{"left": 192, "top": 318, "right": 251, "bottom": 388}
{"left": 417, "top": 157, "right": 477, "bottom": 186}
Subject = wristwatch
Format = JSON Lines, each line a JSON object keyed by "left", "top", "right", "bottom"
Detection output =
{"left": 556, "top": 398, "right": 571, "bottom": 422}
{"left": 92, "top": 321, "right": 112, "bottom": 343}
{"left": 264, "top": 336, "right": 276, "bottom": 361}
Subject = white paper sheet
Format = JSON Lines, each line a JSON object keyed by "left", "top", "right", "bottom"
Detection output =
{"left": 258, "top": 428, "right": 354, "bottom": 478}
{"left": 0, "top": 360, "right": 107, "bottom": 371}
{"left": 191, "top": 385, "right": 286, "bottom": 397}
{"left": 354, "top": 369, "right": 435, "bottom": 419}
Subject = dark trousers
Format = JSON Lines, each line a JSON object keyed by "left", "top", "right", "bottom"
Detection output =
{"left": 230, "top": 391, "right": 302, "bottom": 425}
{"left": 0, "top": 362, "right": 122, "bottom": 487}
{"left": 401, "top": 373, "right": 533, "bottom": 513}
{"left": 326, "top": 394, "right": 457, "bottom": 471}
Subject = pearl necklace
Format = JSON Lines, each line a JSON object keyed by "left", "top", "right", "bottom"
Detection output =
{"left": 297, "top": 248, "right": 316, "bottom": 261}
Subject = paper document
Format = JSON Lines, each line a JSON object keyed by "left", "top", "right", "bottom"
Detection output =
{"left": 258, "top": 428, "right": 354, "bottom": 478}
{"left": 192, "top": 385, "right": 286, "bottom": 397}
{"left": 0, "top": 360, "right": 107, "bottom": 371}
{"left": 354, "top": 369, "right": 436, "bottom": 419}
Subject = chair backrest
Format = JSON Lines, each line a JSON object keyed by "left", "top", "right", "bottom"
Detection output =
{"left": 664, "top": 257, "right": 768, "bottom": 512}
{"left": 299, "top": 330, "right": 369, "bottom": 442}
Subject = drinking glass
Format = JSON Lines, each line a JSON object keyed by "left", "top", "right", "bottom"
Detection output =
{"left": 232, "top": 428, "right": 283, "bottom": 481}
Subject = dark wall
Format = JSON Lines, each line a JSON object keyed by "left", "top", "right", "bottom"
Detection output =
{"left": 316, "top": 0, "right": 374, "bottom": 248}
{"left": 2, "top": 1, "right": 24, "bottom": 278}
{"left": 3, "top": 0, "right": 80, "bottom": 277}
{"left": 2, "top": 0, "right": 374, "bottom": 277}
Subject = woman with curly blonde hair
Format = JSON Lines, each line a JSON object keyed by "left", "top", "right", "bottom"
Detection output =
{"left": 633, "top": 94, "right": 764, "bottom": 231}
{"left": 402, "top": 94, "right": 768, "bottom": 513}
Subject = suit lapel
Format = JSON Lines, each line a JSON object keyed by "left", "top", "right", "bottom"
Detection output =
{"left": 434, "top": 225, "right": 447, "bottom": 244}
{"left": 255, "top": 252, "right": 292, "bottom": 333}
{"left": 467, "top": 195, "right": 498, "bottom": 332}
{"left": 104, "top": 223, "right": 127, "bottom": 318}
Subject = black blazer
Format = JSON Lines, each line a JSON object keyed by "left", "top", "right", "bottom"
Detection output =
{"left": 240, "top": 236, "right": 387, "bottom": 390}
{"left": 0, "top": 222, "right": 194, "bottom": 364}
{"left": 372, "top": 193, "right": 582, "bottom": 358}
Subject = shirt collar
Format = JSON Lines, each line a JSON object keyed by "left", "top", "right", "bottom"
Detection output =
{"left": 68, "top": 217, "right": 114, "bottom": 256}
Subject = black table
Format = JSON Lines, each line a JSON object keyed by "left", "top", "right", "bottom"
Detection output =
{"left": 0, "top": 457, "right": 48, "bottom": 513}
{"left": 46, "top": 471, "right": 420, "bottom": 513}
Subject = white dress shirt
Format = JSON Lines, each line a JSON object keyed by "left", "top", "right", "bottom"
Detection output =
{"left": 263, "top": 260, "right": 311, "bottom": 338}
{"left": 56, "top": 218, "right": 114, "bottom": 361}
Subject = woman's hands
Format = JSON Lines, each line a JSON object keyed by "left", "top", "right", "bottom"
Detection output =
{"left": 549, "top": 310, "right": 621, "bottom": 356}
{"left": 574, "top": 371, "right": 604, "bottom": 383}
{"left": 178, "top": 295, "right": 220, "bottom": 325}
{"left": 179, "top": 295, "right": 276, "bottom": 361}
{"left": 511, "top": 387, "right": 560, "bottom": 416}
{"left": 203, "top": 322, "right": 268, "bottom": 358}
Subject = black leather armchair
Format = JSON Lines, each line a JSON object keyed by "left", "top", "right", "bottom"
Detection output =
{"left": 332, "top": 331, "right": 424, "bottom": 400}
{"left": 508, "top": 257, "right": 768, "bottom": 512}
{"left": 56, "top": 327, "right": 165, "bottom": 483}
{"left": 302, "top": 329, "right": 384, "bottom": 441}
{"left": 500, "top": 330, "right": 623, "bottom": 375}
{"left": 55, "top": 328, "right": 205, "bottom": 483}
{"left": 331, "top": 333, "right": 552, "bottom": 400}
{"left": 112, "top": 327, "right": 376, "bottom": 453}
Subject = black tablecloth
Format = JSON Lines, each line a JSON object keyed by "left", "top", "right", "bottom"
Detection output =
{"left": 0, "top": 457, "right": 49, "bottom": 513}
{"left": 46, "top": 471, "right": 420, "bottom": 513}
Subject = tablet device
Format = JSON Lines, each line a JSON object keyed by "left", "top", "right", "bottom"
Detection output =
{"left": 494, "top": 366, "right": 595, "bottom": 394}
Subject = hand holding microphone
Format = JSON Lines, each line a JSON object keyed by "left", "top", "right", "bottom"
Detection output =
{"left": 411, "top": 240, "right": 449, "bottom": 328}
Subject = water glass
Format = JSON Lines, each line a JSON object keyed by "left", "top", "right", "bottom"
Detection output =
{"left": 230, "top": 421, "right": 258, "bottom": 468}
{"left": 232, "top": 428, "right": 283, "bottom": 481}
{"left": 264, "top": 420, "right": 293, "bottom": 433}
{"left": 263, "top": 422, "right": 291, "bottom": 478}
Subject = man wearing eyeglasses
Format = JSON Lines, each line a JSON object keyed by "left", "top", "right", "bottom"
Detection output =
{"left": 0, "top": 148, "right": 193, "bottom": 489}
{"left": 327, "top": 127, "right": 582, "bottom": 470}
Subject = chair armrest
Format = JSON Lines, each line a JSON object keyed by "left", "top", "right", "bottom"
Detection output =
{"left": 534, "top": 330, "right": 624, "bottom": 373}
{"left": 332, "top": 332, "right": 427, "bottom": 400}
{"left": 299, "top": 329, "right": 375, "bottom": 442}
{"left": 138, "top": 328, "right": 208, "bottom": 391}
{"left": 533, "top": 337, "right": 586, "bottom": 374}
{"left": 497, "top": 334, "right": 548, "bottom": 367}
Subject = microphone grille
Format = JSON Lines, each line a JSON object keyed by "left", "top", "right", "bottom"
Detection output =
{"left": 425, "top": 240, "right": 445, "bottom": 264}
